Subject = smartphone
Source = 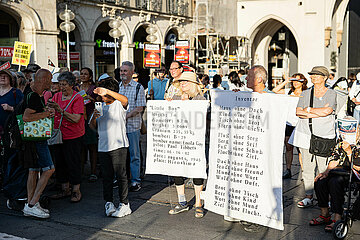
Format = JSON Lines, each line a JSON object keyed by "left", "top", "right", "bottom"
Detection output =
{"left": 95, "top": 102, "right": 103, "bottom": 116}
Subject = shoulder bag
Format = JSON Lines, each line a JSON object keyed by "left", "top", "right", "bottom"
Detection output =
{"left": 347, "top": 90, "right": 360, "bottom": 116}
{"left": 48, "top": 93, "right": 78, "bottom": 145}
{"left": 308, "top": 88, "right": 336, "bottom": 158}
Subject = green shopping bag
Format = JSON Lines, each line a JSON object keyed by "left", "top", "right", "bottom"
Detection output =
{"left": 17, "top": 115, "right": 54, "bottom": 141}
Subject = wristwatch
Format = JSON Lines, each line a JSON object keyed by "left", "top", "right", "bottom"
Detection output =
{"left": 306, "top": 107, "right": 311, "bottom": 113}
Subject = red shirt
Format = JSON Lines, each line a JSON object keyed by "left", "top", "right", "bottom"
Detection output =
{"left": 53, "top": 90, "right": 85, "bottom": 140}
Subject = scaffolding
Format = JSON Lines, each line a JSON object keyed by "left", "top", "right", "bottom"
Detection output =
{"left": 193, "top": 0, "right": 251, "bottom": 74}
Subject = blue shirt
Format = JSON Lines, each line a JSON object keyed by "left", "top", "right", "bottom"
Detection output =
{"left": 0, "top": 88, "right": 23, "bottom": 128}
{"left": 148, "top": 78, "right": 169, "bottom": 100}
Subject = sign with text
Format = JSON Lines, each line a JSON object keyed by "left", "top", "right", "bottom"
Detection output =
{"left": 174, "top": 40, "right": 190, "bottom": 64}
{"left": 58, "top": 52, "right": 80, "bottom": 61}
{"left": 338, "top": 118, "right": 358, "bottom": 145}
{"left": 204, "top": 91, "right": 289, "bottom": 230}
{"left": 146, "top": 100, "right": 208, "bottom": 179}
{"left": 143, "top": 44, "right": 161, "bottom": 68}
{"left": 0, "top": 61, "right": 11, "bottom": 70}
{"left": 11, "top": 41, "right": 32, "bottom": 66}
{"left": 0, "top": 47, "right": 14, "bottom": 58}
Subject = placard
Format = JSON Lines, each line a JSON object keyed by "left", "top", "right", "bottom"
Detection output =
{"left": 143, "top": 44, "right": 161, "bottom": 68}
{"left": 338, "top": 118, "right": 358, "bottom": 145}
{"left": 204, "top": 91, "right": 289, "bottom": 230}
{"left": 174, "top": 40, "right": 190, "bottom": 64}
{"left": 11, "top": 41, "right": 32, "bottom": 66}
{"left": 146, "top": 100, "right": 208, "bottom": 179}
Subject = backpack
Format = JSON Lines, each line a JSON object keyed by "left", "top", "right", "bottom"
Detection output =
{"left": 2, "top": 92, "right": 32, "bottom": 149}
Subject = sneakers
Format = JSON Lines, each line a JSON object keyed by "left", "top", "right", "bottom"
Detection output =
{"left": 111, "top": 203, "right": 132, "bottom": 218}
{"left": 283, "top": 169, "right": 292, "bottom": 179}
{"left": 168, "top": 203, "right": 189, "bottom": 215}
{"left": 23, "top": 203, "right": 50, "bottom": 219}
{"left": 129, "top": 183, "right": 141, "bottom": 192}
{"left": 105, "top": 202, "right": 116, "bottom": 216}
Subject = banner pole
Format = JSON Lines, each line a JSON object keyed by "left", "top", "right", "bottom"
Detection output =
{"left": 18, "top": 64, "right": 21, "bottom": 72}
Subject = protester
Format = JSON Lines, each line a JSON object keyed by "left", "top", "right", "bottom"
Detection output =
{"left": 73, "top": 70, "right": 81, "bottom": 86}
{"left": 210, "top": 74, "right": 224, "bottom": 90}
{"left": 22, "top": 69, "right": 55, "bottom": 219}
{"left": 164, "top": 61, "right": 183, "bottom": 99}
{"left": 309, "top": 138, "right": 360, "bottom": 232}
{"left": 228, "top": 71, "right": 245, "bottom": 91}
{"left": 295, "top": 66, "right": 337, "bottom": 208}
{"left": 148, "top": 67, "right": 168, "bottom": 100}
{"left": 22, "top": 64, "right": 41, "bottom": 96}
{"left": 349, "top": 76, "right": 360, "bottom": 121}
{"left": 15, "top": 72, "right": 27, "bottom": 93}
{"left": 43, "top": 72, "right": 60, "bottom": 104}
{"left": 168, "top": 71, "right": 206, "bottom": 218}
{"left": 118, "top": 61, "right": 146, "bottom": 192}
{"left": 48, "top": 71, "right": 85, "bottom": 203}
{"left": 325, "top": 73, "right": 336, "bottom": 88}
{"left": 89, "top": 79, "right": 131, "bottom": 217}
{"left": 348, "top": 73, "right": 357, "bottom": 89}
{"left": 272, "top": 73, "right": 308, "bottom": 178}
{"left": 79, "top": 67, "right": 98, "bottom": 182}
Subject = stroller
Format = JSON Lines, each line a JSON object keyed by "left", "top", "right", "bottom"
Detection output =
{"left": 332, "top": 146, "right": 360, "bottom": 240}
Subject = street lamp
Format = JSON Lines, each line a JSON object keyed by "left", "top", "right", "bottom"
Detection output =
{"left": 59, "top": 5, "right": 76, "bottom": 69}
{"left": 109, "top": 18, "right": 122, "bottom": 69}
{"left": 146, "top": 24, "right": 157, "bottom": 43}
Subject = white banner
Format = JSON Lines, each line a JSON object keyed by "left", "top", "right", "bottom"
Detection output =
{"left": 146, "top": 100, "right": 208, "bottom": 179}
{"left": 204, "top": 91, "right": 290, "bottom": 230}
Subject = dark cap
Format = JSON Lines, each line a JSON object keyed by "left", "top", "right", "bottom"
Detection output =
{"left": 22, "top": 63, "right": 41, "bottom": 73}
{"left": 308, "top": 66, "right": 329, "bottom": 77}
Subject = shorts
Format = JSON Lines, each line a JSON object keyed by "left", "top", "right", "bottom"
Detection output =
{"left": 29, "top": 141, "right": 55, "bottom": 172}
{"left": 285, "top": 125, "right": 295, "bottom": 137}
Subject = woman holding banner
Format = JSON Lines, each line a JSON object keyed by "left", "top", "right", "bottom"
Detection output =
{"left": 168, "top": 71, "right": 206, "bottom": 218}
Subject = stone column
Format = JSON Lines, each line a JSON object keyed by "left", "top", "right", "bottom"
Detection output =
{"left": 80, "top": 41, "right": 96, "bottom": 71}
{"left": 120, "top": 42, "right": 134, "bottom": 63}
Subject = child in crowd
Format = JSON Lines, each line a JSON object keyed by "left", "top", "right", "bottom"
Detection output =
{"left": 89, "top": 78, "right": 130, "bottom": 217}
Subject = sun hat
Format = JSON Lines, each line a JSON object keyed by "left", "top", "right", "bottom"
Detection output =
{"left": 98, "top": 73, "right": 111, "bottom": 82}
{"left": 0, "top": 69, "right": 14, "bottom": 83}
{"left": 173, "top": 72, "right": 202, "bottom": 87}
{"left": 308, "top": 66, "right": 329, "bottom": 77}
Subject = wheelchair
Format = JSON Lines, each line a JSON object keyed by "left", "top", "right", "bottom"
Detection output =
{"left": 332, "top": 149, "right": 360, "bottom": 240}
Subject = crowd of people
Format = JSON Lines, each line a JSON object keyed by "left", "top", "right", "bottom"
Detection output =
{"left": 1, "top": 59, "right": 360, "bottom": 234}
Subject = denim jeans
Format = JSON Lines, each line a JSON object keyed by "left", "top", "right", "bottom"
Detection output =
{"left": 127, "top": 130, "right": 141, "bottom": 184}
{"left": 29, "top": 141, "right": 54, "bottom": 172}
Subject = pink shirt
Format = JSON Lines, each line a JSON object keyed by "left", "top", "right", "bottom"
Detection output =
{"left": 43, "top": 91, "right": 52, "bottom": 104}
{"left": 53, "top": 91, "right": 85, "bottom": 140}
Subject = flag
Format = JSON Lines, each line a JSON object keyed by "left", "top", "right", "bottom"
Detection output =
{"left": 48, "top": 58, "right": 55, "bottom": 67}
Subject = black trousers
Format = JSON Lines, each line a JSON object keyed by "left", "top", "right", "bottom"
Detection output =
{"left": 315, "top": 172, "right": 349, "bottom": 215}
{"left": 174, "top": 177, "right": 204, "bottom": 186}
{"left": 53, "top": 137, "right": 82, "bottom": 185}
{"left": 99, "top": 147, "right": 128, "bottom": 204}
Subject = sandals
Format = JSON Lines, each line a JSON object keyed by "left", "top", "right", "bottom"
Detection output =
{"left": 70, "top": 191, "right": 82, "bottom": 203}
{"left": 50, "top": 189, "right": 71, "bottom": 200}
{"left": 324, "top": 221, "right": 336, "bottom": 232}
{"left": 194, "top": 206, "right": 204, "bottom": 218}
{"left": 297, "top": 197, "right": 314, "bottom": 208}
{"left": 309, "top": 215, "right": 332, "bottom": 226}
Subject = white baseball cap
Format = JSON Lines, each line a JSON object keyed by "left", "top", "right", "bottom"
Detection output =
{"left": 52, "top": 72, "right": 60, "bottom": 83}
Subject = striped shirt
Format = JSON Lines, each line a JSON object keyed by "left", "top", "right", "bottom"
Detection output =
{"left": 119, "top": 79, "right": 146, "bottom": 133}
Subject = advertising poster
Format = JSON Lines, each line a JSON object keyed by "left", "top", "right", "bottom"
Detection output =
{"left": 338, "top": 118, "right": 358, "bottom": 145}
{"left": 143, "top": 43, "right": 161, "bottom": 68}
{"left": 146, "top": 100, "right": 208, "bottom": 179}
{"left": 174, "top": 40, "right": 190, "bottom": 64}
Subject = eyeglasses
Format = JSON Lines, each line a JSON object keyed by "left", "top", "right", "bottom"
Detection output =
{"left": 169, "top": 67, "right": 180, "bottom": 71}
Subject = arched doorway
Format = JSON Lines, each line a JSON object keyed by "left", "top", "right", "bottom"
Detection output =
{"left": 94, "top": 21, "right": 123, "bottom": 79}
{"left": 133, "top": 25, "right": 150, "bottom": 88}
{"left": 0, "top": 9, "right": 19, "bottom": 68}
{"left": 251, "top": 19, "right": 298, "bottom": 89}
{"left": 164, "top": 28, "right": 178, "bottom": 69}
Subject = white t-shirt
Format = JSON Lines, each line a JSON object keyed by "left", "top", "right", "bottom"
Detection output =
{"left": 97, "top": 100, "right": 129, "bottom": 152}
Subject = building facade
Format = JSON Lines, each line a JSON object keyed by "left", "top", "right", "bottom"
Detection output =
{"left": 237, "top": 0, "right": 359, "bottom": 84}
{"left": 0, "top": 0, "right": 193, "bottom": 82}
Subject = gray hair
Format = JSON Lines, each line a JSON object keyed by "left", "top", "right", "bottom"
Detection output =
{"left": 72, "top": 70, "right": 80, "bottom": 78}
{"left": 252, "top": 65, "right": 268, "bottom": 84}
{"left": 58, "top": 71, "right": 76, "bottom": 86}
{"left": 121, "top": 61, "right": 134, "bottom": 71}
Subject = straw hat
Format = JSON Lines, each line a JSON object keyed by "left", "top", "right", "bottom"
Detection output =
{"left": 173, "top": 72, "right": 202, "bottom": 88}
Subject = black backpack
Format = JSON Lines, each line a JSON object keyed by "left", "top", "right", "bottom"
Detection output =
{"left": 2, "top": 92, "right": 31, "bottom": 150}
